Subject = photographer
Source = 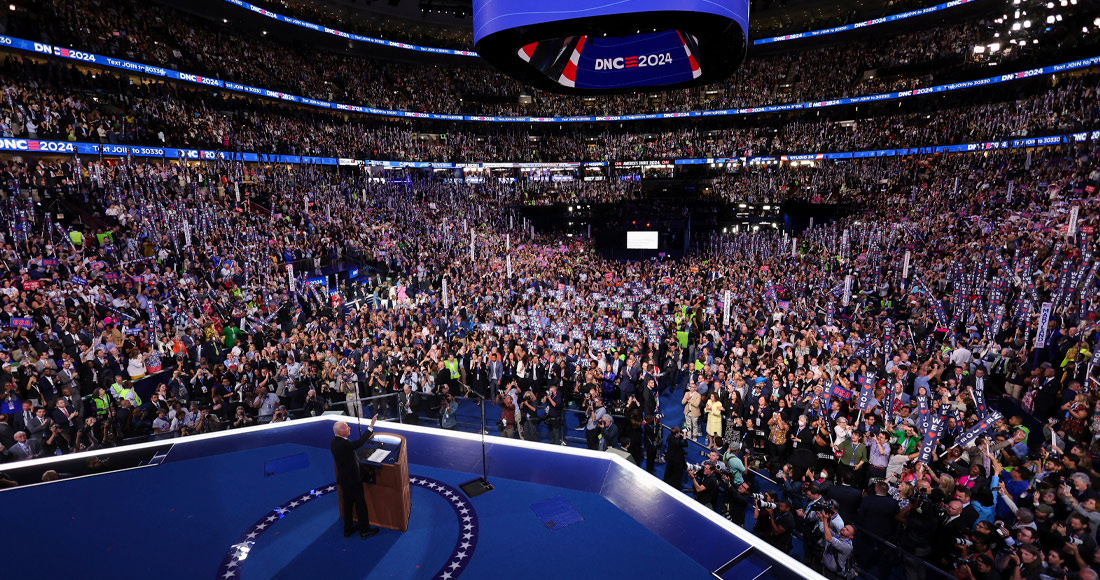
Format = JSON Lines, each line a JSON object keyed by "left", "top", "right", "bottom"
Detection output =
{"left": 727, "top": 480, "right": 753, "bottom": 527}
{"left": 820, "top": 510, "right": 856, "bottom": 580}
{"left": 439, "top": 393, "right": 458, "bottom": 430}
{"left": 798, "top": 487, "right": 844, "bottom": 572}
{"left": 196, "top": 407, "right": 222, "bottom": 433}
{"left": 519, "top": 390, "right": 539, "bottom": 442}
{"left": 689, "top": 461, "right": 721, "bottom": 511}
{"left": 543, "top": 384, "right": 563, "bottom": 445}
{"left": 752, "top": 494, "right": 795, "bottom": 552}
{"left": 584, "top": 394, "right": 606, "bottom": 451}
{"left": 664, "top": 426, "right": 688, "bottom": 490}
{"left": 232, "top": 406, "right": 254, "bottom": 429}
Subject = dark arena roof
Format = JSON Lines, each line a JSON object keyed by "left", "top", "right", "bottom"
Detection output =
{"left": 1, "top": 0, "right": 1100, "bottom": 578}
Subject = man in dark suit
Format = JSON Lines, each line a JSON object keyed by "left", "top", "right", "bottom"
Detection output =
{"left": 825, "top": 471, "right": 864, "bottom": 526}
{"left": 639, "top": 379, "right": 661, "bottom": 473}
{"left": 331, "top": 417, "right": 381, "bottom": 539}
{"left": 856, "top": 481, "right": 901, "bottom": 577}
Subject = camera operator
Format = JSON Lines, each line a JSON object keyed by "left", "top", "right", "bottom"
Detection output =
{"left": 664, "top": 426, "right": 688, "bottom": 490}
{"left": 519, "top": 390, "right": 540, "bottom": 441}
{"left": 727, "top": 480, "right": 753, "bottom": 527}
{"left": 543, "top": 384, "right": 563, "bottom": 445}
{"left": 439, "top": 393, "right": 458, "bottom": 430}
{"left": 820, "top": 510, "right": 856, "bottom": 580}
{"left": 584, "top": 394, "right": 606, "bottom": 451}
{"left": 898, "top": 479, "right": 944, "bottom": 579}
{"left": 752, "top": 494, "right": 796, "bottom": 552}
{"left": 689, "top": 461, "right": 721, "bottom": 511}
{"left": 798, "top": 488, "right": 844, "bottom": 573}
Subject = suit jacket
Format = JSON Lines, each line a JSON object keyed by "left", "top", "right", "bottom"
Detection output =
{"left": 397, "top": 391, "right": 419, "bottom": 416}
{"left": 826, "top": 484, "right": 863, "bottom": 525}
{"left": 856, "top": 493, "right": 901, "bottom": 540}
{"left": 24, "top": 415, "right": 49, "bottom": 442}
{"left": 488, "top": 360, "right": 504, "bottom": 382}
{"left": 331, "top": 430, "right": 374, "bottom": 487}
{"left": 7, "top": 439, "right": 40, "bottom": 461}
{"left": 639, "top": 386, "right": 659, "bottom": 418}
{"left": 0, "top": 423, "right": 14, "bottom": 448}
{"left": 14, "top": 410, "right": 34, "bottom": 434}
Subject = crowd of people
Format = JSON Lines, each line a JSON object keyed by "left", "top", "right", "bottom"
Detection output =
{"left": 0, "top": 1, "right": 1098, "bottom": 578}
{"left": 0, "top": 114, "right": 1095, "bottom": 580}
{"left": 1, "top": 53, "right": 1096, "bottom": 170}
{"left": 5, "top": 0, "right": 1095, "bottom": 118}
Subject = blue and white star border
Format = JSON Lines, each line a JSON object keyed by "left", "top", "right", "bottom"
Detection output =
{"left": 214, "top": 476, "right": 480, "bottom": 580}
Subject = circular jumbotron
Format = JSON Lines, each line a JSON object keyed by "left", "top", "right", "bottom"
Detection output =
{"left": 472, "top": 0, "right": 749, "bottom": 95}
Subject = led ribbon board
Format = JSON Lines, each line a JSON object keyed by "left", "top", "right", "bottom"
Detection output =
{"left": 473, "top": 0, "right": 749, "bottom": 94}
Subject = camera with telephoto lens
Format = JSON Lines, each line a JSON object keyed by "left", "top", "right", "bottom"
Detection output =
{"left": 758, "top": 499, "right": 778, "bottom": 510}
{"left": 752, "top": 493, "right": 777, "bottom": 509}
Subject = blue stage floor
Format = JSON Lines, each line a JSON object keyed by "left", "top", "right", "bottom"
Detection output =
{"left": 4, "top": 442, "right": 713, "bottom": 580}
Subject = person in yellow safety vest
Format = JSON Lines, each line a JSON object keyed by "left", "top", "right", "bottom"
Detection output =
{"left": 69, "top": 230, "right": 84, "bottom": 246}
{"left": 112, "top": 380, "right": 142, "bottom": 407}
{"left": 92, "top": 387, "right": 112, "bottom": 417}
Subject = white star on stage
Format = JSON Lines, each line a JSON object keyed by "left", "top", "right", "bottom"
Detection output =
{"left": 428, "top": 483, "right": 438, "bottom": 489}
{"left": 463, "top": 533, "right": 473, "bottom": 540}
{"left": 464, "top": 524, "right": 473, "bottom": 531}
{"left": 440, "top": 573, "right": 452, "bottom": 580}
{"left": 226, "top": 561, "right": 238, "bottom": 569}
{"left": 266, "top": 515, "right": 277, "bottom": 522}
{"left": 289, "top": 501, "right": 299, "bottom": 507}
{"left": 256, "top": 523, "right": 267, "bottom": 530}
{"left": 462, "top": 516, "right": 472, "bottom": 522}
{"left": 459, "top": 508, "right": 469, "bottom": 514}
{"left": 246, "top": 532, "right": 258, "bottom": 539}
{"left": 448, "top": 561, "right": 462, "bottom": 571}
{"left": 300, "top": 495, "right": 311, "bottom": 502}
{"left": 411, "top": 478, "right": 421, "bottom": 485}
{"left": 460, "top": 541, "right": 471, "bottom": 550}
{"left": 223, "top": 571, "right": 236, "bottom": 579}
{"left": 443, "top": 491, "right": 454, "bottom": 497}
{"left": 275, "top": 508, "right": 288, "bottom": 515}
{"left": 455, "top": 551, "right": 467, "bottom": 560}
{"left": 325, "top": 485, "right": 336, "bottom": 492}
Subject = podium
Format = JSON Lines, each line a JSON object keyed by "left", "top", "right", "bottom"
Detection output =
{"left": 335, "top": 432, "right": 411, "bottom": 531}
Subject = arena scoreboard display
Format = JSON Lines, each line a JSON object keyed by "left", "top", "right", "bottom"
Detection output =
{"left": 473, "top": 0, "right": 748, "bottom": 94}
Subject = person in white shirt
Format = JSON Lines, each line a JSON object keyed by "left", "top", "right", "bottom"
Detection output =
{"left": 950, "top": 341, "right": 973, "bottom": 368}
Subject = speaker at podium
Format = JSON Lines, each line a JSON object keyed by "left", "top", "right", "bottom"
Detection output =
{"left": 335, "top": 432, "right": 411, "bottom": 531}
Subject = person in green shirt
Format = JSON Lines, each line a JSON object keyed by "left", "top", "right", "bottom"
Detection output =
{"left": 891, "top": 423, "right": 922, "bottom": 456}
{"left": 222, "top": 323, "right": 244, "bottom": 349}
{"left": 836, "top": 430, "right": 869, "bottom": 485}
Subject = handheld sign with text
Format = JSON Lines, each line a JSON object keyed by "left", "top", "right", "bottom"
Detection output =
{"left": 856, "top": 375, "right": 877, "bottom": 412}
{"left": 917, "top": 414, "right": 944, "bottom": 464}
{"left": 952, "top": 411, "right": 1004, "bottom": 450}
{"left": 830, "top": 383, "right": 853, "bottom": 401}
{"left": 9, "top": 317, "right": 33, "bottom": 329}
